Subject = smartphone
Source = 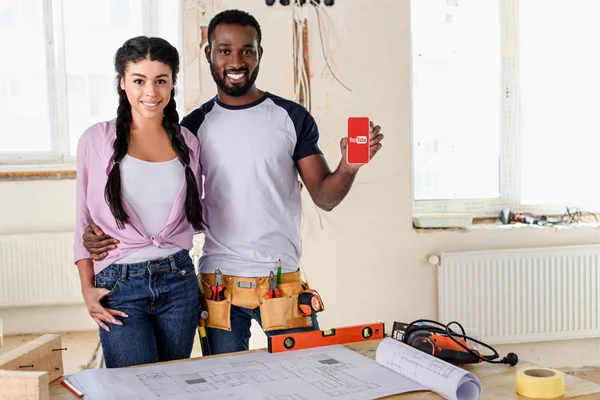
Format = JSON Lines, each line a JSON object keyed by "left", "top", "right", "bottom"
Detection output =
{"left": 347, "top": 117, "right": 370, "bottom": 164}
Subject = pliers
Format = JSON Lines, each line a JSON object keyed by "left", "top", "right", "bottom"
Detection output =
{"left": 211, "top": 267, "right": 226, "bottom": 301}
{"left": 268, "top": 271, "right": 281, "bottom": 299}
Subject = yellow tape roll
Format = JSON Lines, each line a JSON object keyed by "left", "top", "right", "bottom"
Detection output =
{"left": 516, "top": 367, "right": 565, "bottom": 399}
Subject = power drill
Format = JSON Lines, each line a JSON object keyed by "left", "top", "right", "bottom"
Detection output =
{"left": 396, "top": 320, "right": 519, "bottom": 366}
{"left": 499, "top": 208, "right": 536, "bottom": 225}
{"left": 405, "top": 329, "right": 484, "bottom": 364}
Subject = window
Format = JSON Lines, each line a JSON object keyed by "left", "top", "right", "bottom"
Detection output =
{"left": 0, "top": 0, "right": 184, "bottom": 168}
{"left": 411, "top": 0, "right": 600, "bottom": 217}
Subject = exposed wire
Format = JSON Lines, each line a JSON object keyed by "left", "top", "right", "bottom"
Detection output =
{"left": 291, "top": 0, "right": 352, "bottom": 108}
{"left": 311, "top": 2, "right": 351, "bottom": 92}
{"left": 521, "top": 206, "right": 599, "bottom": 226}
{"left": 560, "top": 207, "right": 598, "bottom": 224}
{"left": 293, "top": 1, "right": 351, "bottom": 235}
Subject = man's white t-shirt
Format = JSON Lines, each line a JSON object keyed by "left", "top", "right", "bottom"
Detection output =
{"left": 181, "top": 92, "right": 323, "bottom": 277}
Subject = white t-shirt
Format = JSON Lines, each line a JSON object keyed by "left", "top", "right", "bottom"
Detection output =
{"left": 180, "top": 92, "right": 323, "bottom": 277}
{"left": 116, "top": 154, "right": 184, "bottom": 263}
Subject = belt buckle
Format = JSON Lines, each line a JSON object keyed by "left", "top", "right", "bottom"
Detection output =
{"left": 234, "top": 280, "right": 256, "bottom": 289}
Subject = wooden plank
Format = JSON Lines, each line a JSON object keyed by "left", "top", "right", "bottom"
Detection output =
{"left": 0, "top": 170, "right": 75, "bottom": 181}
{"left": 300, "top": 18, "right": 311, "bottom": 112}
{"left": 0, "top": 334, "right": 63, "bottom": 383}
{"left": 293, "top": 18, "right": 311, "bottom": 112}
{"left": 0, "top": 370, "right": 49, "bottom": 400}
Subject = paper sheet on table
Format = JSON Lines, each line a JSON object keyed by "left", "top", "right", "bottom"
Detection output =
{"left": 376, "top": 337, "right": 482, "bottom": 400}
{"left": 66, "top": 344, "right": 426, "bottom": 400}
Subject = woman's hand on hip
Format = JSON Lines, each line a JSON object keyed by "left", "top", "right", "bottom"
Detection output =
{"left": 82, "top": 287, "right": 128, "bottom": 332}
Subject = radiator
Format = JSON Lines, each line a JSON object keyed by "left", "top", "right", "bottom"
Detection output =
{"left": 436, "top": 244, "right": 600, "bottom": 345}
{"left": 0, "top": 232, "right": 83, "bottom": 308}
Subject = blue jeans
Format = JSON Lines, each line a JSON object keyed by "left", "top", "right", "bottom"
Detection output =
{"left": 95, "top": 249, "right": 199, "bottom": 368}
{"left": 205, "top": 305, "right": 320, "bottom": 355}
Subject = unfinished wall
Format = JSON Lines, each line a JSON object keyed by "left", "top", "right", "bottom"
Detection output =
{"left": 2, "top": 0, "right": 600, "bottom": 368}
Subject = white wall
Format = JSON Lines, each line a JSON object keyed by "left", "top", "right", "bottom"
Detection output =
{"left": 3, "top": 0, "right": 600, "bottom": 368}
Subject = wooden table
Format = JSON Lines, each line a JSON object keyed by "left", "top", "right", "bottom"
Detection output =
{"left": 49, "top": 339, "right": 600, "bottom": 399}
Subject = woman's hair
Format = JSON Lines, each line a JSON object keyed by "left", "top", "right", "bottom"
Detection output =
{"left": 105, "top": 36, "right": 206, "bottom": 231}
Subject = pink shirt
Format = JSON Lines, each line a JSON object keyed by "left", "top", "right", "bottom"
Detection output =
{"left": 73, "top": 119, "right": 202, "bottom": 275}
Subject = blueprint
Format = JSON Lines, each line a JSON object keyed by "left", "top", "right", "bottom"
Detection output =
{"left": 375, "top": 338, "right": 482, "bottom": 400}
{"left": 67, "top": 344, "right": 425, "bottom": 400}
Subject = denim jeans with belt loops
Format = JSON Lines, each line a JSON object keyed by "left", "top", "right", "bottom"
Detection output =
{"left": 95, "top": 249, "right": 199, "bottom": 368}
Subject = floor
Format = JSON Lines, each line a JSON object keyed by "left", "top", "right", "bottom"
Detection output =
{"left": 2, "top": 331, "right": 600, "bottom": 384}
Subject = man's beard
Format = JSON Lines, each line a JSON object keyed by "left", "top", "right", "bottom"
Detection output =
{"left": 210, "top": 63, "right": 260, "bottom": 97}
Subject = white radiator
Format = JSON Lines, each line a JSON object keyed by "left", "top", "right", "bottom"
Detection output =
{"left": 437, "top": 244, "right": 600, "bottom": 345}
{"left": 0, "top": 232, "right": 83, "bottom": 308}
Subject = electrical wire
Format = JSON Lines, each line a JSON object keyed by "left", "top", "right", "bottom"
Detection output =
{"left": 529, "top": 206, "right": 599, "bottom": 226}
{"left": 293, "top": 0, "right": 352, "bottom": 233}
{"left": 561, "top": 206, "right": 598, "bottom": 224}
{"left": 292, "top": 4, "right": 324, "bottom": 230}
{"left": 310, "top": 2, "right": 351, "bottom": 92}
{"left": 291, "top": 1, "right": 352, "bottom": 95}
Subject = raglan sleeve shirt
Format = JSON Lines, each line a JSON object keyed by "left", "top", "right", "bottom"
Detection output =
{"left": 291, "top": 105, "right": 323, "bottom": 162}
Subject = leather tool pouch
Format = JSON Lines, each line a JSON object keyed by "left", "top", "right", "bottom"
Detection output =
{"left": 199, "top": 278, "right": 232, "bottom": 331}
{"left": 199, "top": 270, "right": 315, "bottom": 332}
{"left": 259, "top": 280, "right": 313, "bottom": 332}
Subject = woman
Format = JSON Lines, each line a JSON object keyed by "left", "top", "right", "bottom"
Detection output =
{"left": 73, "top": 36, "right": 205, "bottom": 368}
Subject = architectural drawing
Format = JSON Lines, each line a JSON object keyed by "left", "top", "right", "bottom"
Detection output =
{"left": 385, "top": 343, "right": 455, "bottom": 381}
{"left": 135, "top": 352, "right": 380, "bottom": 398}
{"left": 267, "top": 396, "right": 308, "bottom": 400}
{"left": 375, "top": 338, "right": 482, "bottom": 400}
{"left": 68, "top": 343, "right": 426, "bottom": 400}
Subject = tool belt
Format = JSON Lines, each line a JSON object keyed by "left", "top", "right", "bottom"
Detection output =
{"left": 198, "top": 270, "right": 314, "bottom": 332}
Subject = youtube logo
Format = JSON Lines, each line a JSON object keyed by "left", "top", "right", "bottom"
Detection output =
{"left": 349, "top": 135, "right": 368, "bottom": 145}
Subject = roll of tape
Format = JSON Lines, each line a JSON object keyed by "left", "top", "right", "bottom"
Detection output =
{"left": 516, "top": 367, "right": 565, "bottom": 399}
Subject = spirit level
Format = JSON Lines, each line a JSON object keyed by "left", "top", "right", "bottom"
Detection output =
{"left": 267, "top": 322, "right": 385, "bottom": 353}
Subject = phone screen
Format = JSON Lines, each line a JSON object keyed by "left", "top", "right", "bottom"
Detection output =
{"left": 347, "top": 117, "right": 370, "bottom": 164}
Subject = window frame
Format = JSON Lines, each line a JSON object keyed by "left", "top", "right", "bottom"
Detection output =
{"left": 412, "top": 0, "right": 586, "bottom": 218}
{"left": 0, "top": 0, "right": 172, "bottom": 170}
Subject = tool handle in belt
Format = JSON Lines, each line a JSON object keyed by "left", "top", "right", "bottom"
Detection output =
{"left": 210, "top": 267, "right": 226, "bottom": 301}
{"left": 211, "top": 285, "right": 225, "bottom": 301}
{"left": 197, "top": 322, "right": 211, "bottom": 356}
{"left": 268, "top": 271, "right": 281, "bottom": 298}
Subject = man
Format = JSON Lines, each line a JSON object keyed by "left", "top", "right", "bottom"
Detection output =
{"left": 82, "top": 9, "right": 384, "bottom": 355}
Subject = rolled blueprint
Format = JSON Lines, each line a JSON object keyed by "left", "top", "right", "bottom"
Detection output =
{"left": 375, "top": 337, "right": 482, "bottom": 400}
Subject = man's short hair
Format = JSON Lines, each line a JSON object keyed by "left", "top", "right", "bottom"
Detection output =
{"left": 207, "top": 9, "right": 262, "bottom": 47}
